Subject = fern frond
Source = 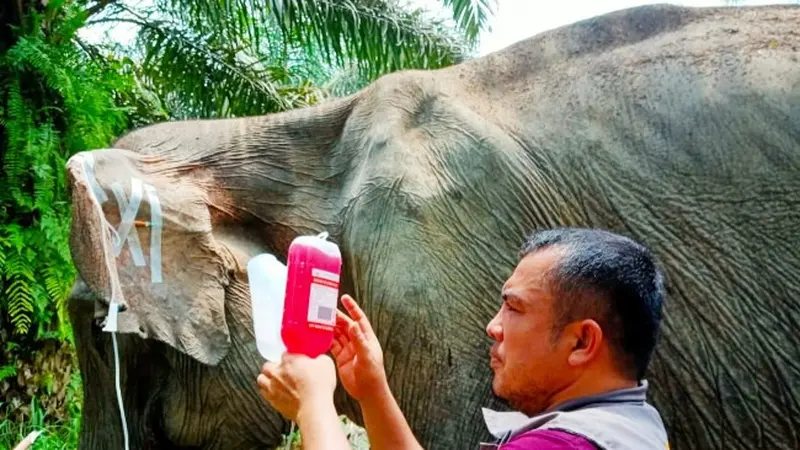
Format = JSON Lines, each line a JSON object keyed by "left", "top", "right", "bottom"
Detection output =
{"left": 0, "top": 240, "right": 6, "bottom": 279}
{"left": 5, "top": 224, "right": 27, "bottom": 254}
{"left": 3, "top": 80, "right": 32, "bottom": 183}
{"left": 0, "top": 366, "right": 17, "bottom": 382}
{"left": 32, "top": 125, "right": 58, "bottom": 215}
{"left": 5, "top": 252, "right": 36, "bottom": 335}
{"left": 42, "top": 264, "right": 72, "bottom": 304}
{"left": 43, "top": 262, "right": 76, "bottom": 341}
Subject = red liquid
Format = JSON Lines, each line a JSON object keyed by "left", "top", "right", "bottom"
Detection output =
{"left": 281, "top": 234, "right": 342, "bottom": 358}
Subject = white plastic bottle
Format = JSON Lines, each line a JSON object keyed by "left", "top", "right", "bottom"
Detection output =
{"left": 247, "top": 253, "right": 288, "bottom": 362}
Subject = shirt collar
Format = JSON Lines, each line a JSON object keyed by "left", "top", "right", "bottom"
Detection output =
{"left": 482, "top": 380, "right": 650, "bottom": 439}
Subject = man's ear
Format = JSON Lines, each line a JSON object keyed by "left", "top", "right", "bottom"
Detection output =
{"left": 566, "top": 319, "right": 604, "bottom": 367}
{"left": 66, "top": 149, "right": 237, "bottom": 366}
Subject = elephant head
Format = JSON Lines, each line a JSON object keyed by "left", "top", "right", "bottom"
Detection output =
{"left": 65, "top": 151, "right": 283, "bottom": 448}
{"left": 66, "top": 4, "right": 800, "bottom": 450}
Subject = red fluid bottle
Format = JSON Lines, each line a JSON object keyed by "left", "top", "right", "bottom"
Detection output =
{"left": 281, "top": 232, "right": 342, "bottom": 358}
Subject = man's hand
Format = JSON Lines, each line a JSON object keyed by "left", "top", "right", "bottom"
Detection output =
{"left": 332, "top": 295, "right": 387, "bottom": 401}
{"left": 257, "top": 353, "right": 337, "bottom": 422}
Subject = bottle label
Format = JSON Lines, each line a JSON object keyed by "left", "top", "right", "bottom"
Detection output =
{"left": 307, "top": 268, "right": 340, "bottom": 327}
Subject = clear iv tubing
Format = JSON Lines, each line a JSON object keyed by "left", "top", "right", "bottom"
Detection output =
{"left": 111, "top": 331, "right": 130, "bottom": 450}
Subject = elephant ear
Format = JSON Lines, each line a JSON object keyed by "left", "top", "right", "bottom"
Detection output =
{"left": 66, "top": 148, "right": 235, "bottom": 366}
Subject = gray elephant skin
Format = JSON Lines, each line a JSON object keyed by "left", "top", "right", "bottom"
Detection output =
{"left": 64, "top": 4, "right": 800, "bottom": 450}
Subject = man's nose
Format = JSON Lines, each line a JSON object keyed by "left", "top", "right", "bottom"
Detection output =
{"left": 486, "top": 312, "right": 502, "bottom": 341}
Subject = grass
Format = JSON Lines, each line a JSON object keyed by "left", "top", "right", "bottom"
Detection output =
{"left": 1, "top": 400, "right": 368, "bottom": 450}
{"left": 0, "top": 399, "right": 79, "bottom": 450}
{"left": 275, "top": 416, "right": 369, "bottom": 450}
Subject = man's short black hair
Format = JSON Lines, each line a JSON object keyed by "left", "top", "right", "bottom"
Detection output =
{"left": 520, "top": 227, "right": 665, "bottom": 380}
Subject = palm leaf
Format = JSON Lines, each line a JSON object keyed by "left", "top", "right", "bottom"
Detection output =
{"left": 438, "top": 0, "right": 495, "bottom": 41}
{"left": 127, "top": 11, "right": 323, "bottom": 118}
{"left": 152, "top": 0, "right": 470, "bottom": 82}
{"left": 267, "top": 0, "right": 470, "bottom": 79}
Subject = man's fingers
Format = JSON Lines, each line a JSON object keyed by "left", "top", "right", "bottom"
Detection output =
{"left": 336, "top": 309, "right": 355, "bottom": 330}
{"left": 332, "top": 334, "right": 355, "bottom": 363}
{"left": 331, "top": 338, "right": 343, "bottom": 356}
{"left": 341, "top": 295, "right": 363, "bottom": 320}
{"left": 257, "top": 373, "right": 269, "bottom": 390}
{"left": 342, "top": 295, "right": 375, "bottom": 336}
{"left": 348, "top": 321, "right": 372, "bottom": 355}
{"left": 261, "top": 361, "right": 277, "bottom": 377}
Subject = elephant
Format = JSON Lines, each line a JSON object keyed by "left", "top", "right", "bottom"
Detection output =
{"left": 64, "top": 3, "right": 800, "bottom": 450}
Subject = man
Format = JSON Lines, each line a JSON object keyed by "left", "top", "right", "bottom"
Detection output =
{"left": 257, "top": 228, "right": 671, "bottom": 449}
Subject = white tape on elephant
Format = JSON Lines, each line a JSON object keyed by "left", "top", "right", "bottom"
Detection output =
{"left": 144, "top": 184, "right": 163, "bottom": 284}
{"left": 107, "top": 178, "right": 163, "bottom": 284}
{"left": 81, "top": 152, "right": 109, "bottom": 204}
{"left": 111, "top": 179, "right": 146, "bottom": 267}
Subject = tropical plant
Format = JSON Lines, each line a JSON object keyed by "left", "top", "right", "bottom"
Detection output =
{"left": 81, "top": 0, "right": 495, "bottom": 118}
{"left": 0, "top": 1, "right": 161, "bottom": 341}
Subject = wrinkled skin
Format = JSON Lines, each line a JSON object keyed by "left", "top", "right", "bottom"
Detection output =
{"left": 65, "top": 4, "right": 800, "bottom": 450}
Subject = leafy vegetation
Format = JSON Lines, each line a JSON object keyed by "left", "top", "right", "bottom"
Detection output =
{"left": 0, "top": 2, "right": 158, "bottom": 342}
{"left": 84, "top": 0, "right": 492, "bottom": 119}
{"left": 0, "top": 369, "right": 81, "bottom": 450}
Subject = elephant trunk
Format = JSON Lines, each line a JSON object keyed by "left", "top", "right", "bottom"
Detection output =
{"left": 68, "top": 281, "right": 164, "bottom": 449}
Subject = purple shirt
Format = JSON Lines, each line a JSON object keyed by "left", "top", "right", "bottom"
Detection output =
{"left": 501, "top": 429, "right": 597, "bottom": 449}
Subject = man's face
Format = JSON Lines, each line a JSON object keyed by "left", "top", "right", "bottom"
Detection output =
{"left": 486, "top": 247, "right": 574, "bottom": 415}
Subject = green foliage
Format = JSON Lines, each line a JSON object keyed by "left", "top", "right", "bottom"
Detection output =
{"left": 155, "top": 0, "right": 475, "bottom": 77}
{"left": 439, "top": 0, "right": 496, "bottom": 41}
{"left": 0, "top": 1, "right": 159, "bottom": 340}
{"left": 133, "top": 7, "right": 325, "bottom": 118}
{"left": 4, "top": 248, "right": 36, "bottom": 335}
{"left": 0, "top": 371, "right": 81, "bottom": 450}
{"left": 0, "top": 365, "right": 16, "bottom": 382}
{"left": 262, "top": 0, "right": 471, "bottom": 80}
{"left": 84, "top": 0, "right": 486, "bottom": 119}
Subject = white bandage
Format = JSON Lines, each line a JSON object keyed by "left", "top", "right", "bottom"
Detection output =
{"left": 144, "top": 184, "right": 162, "bottom": 284}
{"left": 111, "top": 179, "right": 146, "bottom": 267}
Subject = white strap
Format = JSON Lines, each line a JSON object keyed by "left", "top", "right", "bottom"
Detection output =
{"left": 144, "top": 184, "right": 163, "bottom": 284}
{"left": 82, "top": 153, "right": 109, "bottom": 204}
{"left": 110, "top": 179, "right": 146, "bottom": 266}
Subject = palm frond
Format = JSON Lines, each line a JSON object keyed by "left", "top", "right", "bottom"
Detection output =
{"left": 322, "top": 64, "right": 370, "bottom": 98}
{"left": 438, "top": 0, "right": 495, "bottom": 41}
{"left": 153, "top": 0, "right": 470, "bottom": 83}
{"left": 267, "top": 0, "right": 470, "bottom": 79}
{"left": 130, "top": 13, "right": 323, "bottom": 118}
{"left": 155, "top": 0, "right": 270, "bottom": 52}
